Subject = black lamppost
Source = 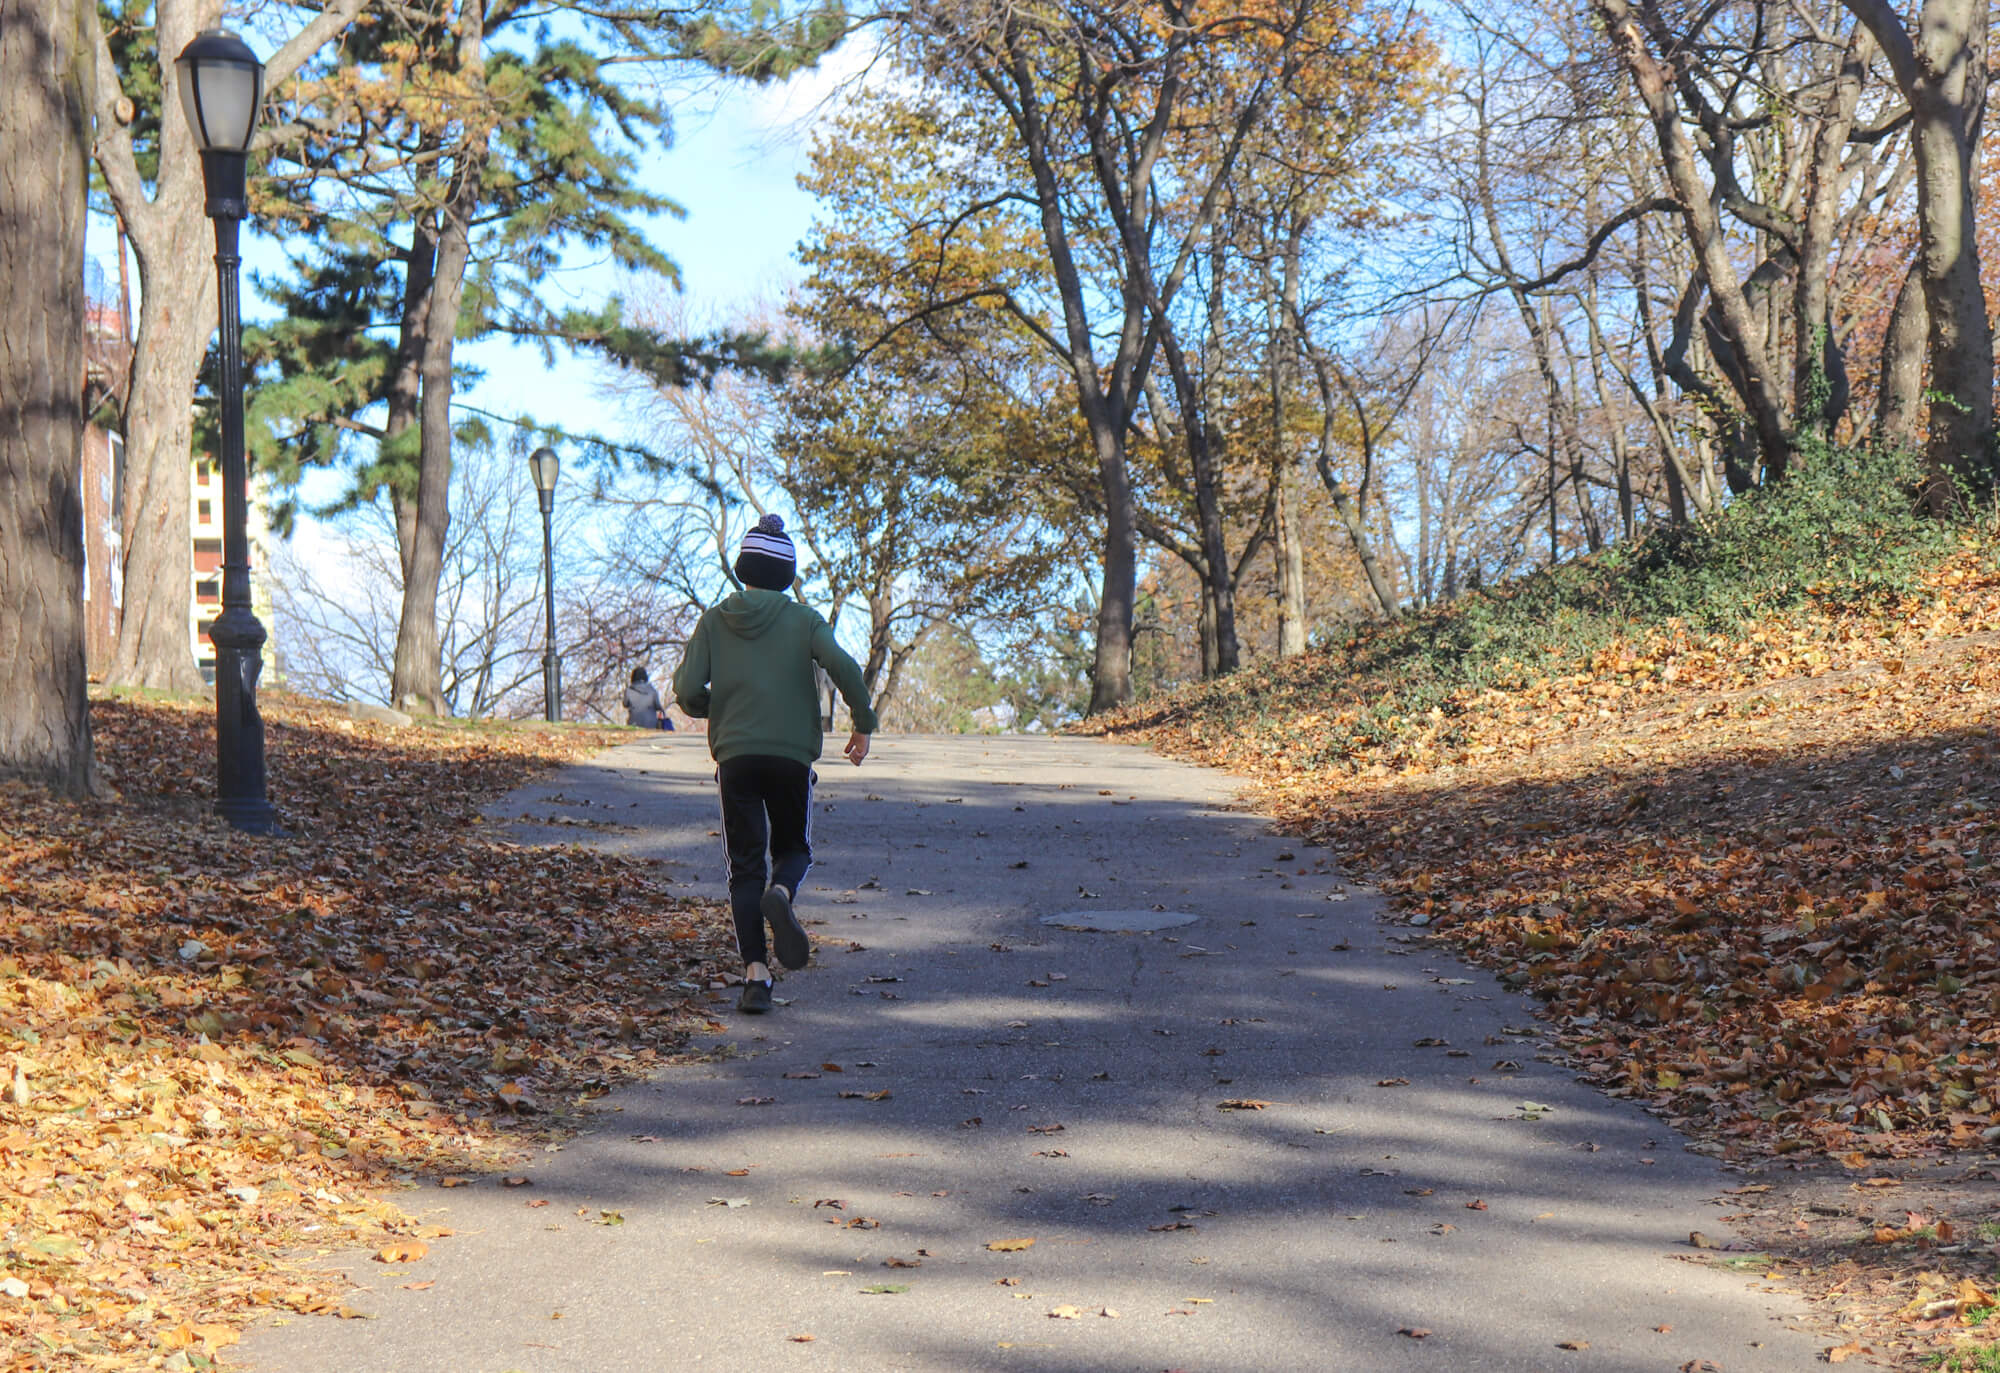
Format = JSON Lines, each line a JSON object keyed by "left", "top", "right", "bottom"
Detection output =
{"left": 528, "top": 447, "right": 561, "bottom": 722}
{"left": 177, "top": 28, "right": 277, "bottom": 834}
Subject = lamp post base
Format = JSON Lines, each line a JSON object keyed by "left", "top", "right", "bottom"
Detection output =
{"left": 543, "top": 652, "right": 563, "bottom": 724}
{"left": 211, "top": 607, "right": 279, "bottom": 835}
{"left": 215, "top": 793, "right": 282, "bottom": 835}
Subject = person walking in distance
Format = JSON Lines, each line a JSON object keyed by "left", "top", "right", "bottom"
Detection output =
{"left": 672, "top": 514, "right": 878, "bottom": 1013}
{"left": 624, "top": 667, "right": 667, "bottom": 729}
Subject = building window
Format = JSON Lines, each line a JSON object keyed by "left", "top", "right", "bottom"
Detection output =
{"left": 193, "top": 538, "right": 221, "bottom": 554}
{"left": 198, "top": 499, "right": 212, "bottom": 523}
{"left": 195, "top": 579, "right": 219, "bottom": 603}
{"left": 196, "top": 461, "right": 211, "bottom": 483}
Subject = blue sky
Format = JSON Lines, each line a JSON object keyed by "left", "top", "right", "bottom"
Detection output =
{"left": 86, "top": 42, "right": 862, "bottom": 514}
{"left": 448, "top": 55, "right": 856, "bottom": 464}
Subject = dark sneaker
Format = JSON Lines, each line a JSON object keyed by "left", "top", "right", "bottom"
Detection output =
{"left": 738, "top": 978, "right": 773, "bottom": 1014}
{"left": 763, "top": 884, "right": 811, "bottom": 971}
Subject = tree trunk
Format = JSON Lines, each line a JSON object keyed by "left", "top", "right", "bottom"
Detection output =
{"left": 1794, "top": 26, "right": 1872, "bottom": 436}
{"left": 1840, "top": 0, "right": 1993, "bottom": 494}
{"left": 1310, "top": 358, "right": 1399, "bottom": 618}
{"left": 1661, "top": 444, "right": 1688, "bottom": 523}
{"left": 110, "top": 259, "right": 210, "bottom": 690}
{"left": 1270, "top": 219, "right": 1307, "bottom": 657}
{"left": 973, "top": 33, "right": 1144, "bottom": 714}
{"left": 390, "top": 0, "right": 485, "bottom": 715}
{"left": 1151, "top": 227, "right": 1237, "bottom": 677}
{"left": 1316, "top": 456, "right": 1398, "bottom": 617}
{"left": 1877, "top": 262, "right": 1928, "bottom": 446}
{"left": 874, "top": 636, "right": 921, "bottom": 724}
{"left": 389, "top": 199, "right": 468, "bottom": 714}
{"left": 1087, "top": 415, "right": 1137, "bottom": 713}
{"left": 1191, "top": 421, "right": 1239, "bottom": 675}
{"left": 1599, "top": 0, "right": 1792, "bottom": 479}
{"left": 1476, "top": 118, "right": 1602, "bottom": 550}
{"left": 1910, "top": 94, "right": 1991, "bottom": 496}
{"left": 1630, "top": 220, "right": 1714, "bottom": 518}
{"left": 102, "top": 0, "right": 219, "bottom": 691}
{"left": 0, "top": 0, "right": 97, "bottom": 794}
{"left": 1272, "top": 467, "right": 1307, "bottom": 654}
{"left": 1194, "top": 230, "right": 1239, "bottom": 675}
{"left": 1580, "top": 278, "right": 1636, "bottom": 537}
{"left": 387, "top": 216, "right": 438, "bottom": 581}
{"left": 91, "top": 0, "right": 365, "bottom": 691}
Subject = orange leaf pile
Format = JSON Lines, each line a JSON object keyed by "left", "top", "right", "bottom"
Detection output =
{"left": 0, "top": 693, "right": 735, "bottom": 1368}
{"left": 1107, "top": 542, "right": 2000, "bottom": 1343}
{"left": 1115, "top": 549, "right": 2000, "bottom": 1161}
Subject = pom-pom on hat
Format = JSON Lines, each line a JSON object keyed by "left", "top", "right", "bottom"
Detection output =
{"left": 735, "top": 512, "right": 797, "bottom": 590}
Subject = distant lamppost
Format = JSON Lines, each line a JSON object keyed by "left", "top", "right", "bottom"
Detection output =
{"left": 529, "top": 447, "right": 562, "bottom": 722}
{"left": 177, "top": 28, "right": 277, "bottom": 834}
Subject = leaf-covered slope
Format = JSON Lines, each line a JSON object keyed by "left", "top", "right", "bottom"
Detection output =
{"left": 0, "top": 698, "right": 736, "bottom": 1369}
{"left": 1108, "top": 533, "right": 2000, "bottom": 1156}
{"left": 1105, "top": 524, "right": 2000, "bottom": 1356}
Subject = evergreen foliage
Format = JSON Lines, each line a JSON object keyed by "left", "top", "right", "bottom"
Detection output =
{"left": 241, "top": 0, "right": 847, "bottom": 515}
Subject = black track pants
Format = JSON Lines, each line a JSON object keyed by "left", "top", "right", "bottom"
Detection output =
{"left": 716, "top": 755, "right": 814, "bottom": 968}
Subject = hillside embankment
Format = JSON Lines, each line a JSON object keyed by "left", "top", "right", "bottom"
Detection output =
{"left": 0, "top": 698, "right": 738, "bottom": 1369}
{"left": 1103, "top": 456, "right": 2000, "bottom": 1367}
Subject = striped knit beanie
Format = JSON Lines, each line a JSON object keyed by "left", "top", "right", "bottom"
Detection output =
{"left": 735, "top": 513, "right": 796, "bottom": 591}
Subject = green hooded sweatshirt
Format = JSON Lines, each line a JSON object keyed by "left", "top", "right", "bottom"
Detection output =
{"left": 672, "top": 588, "right": 879, "bottom": 765}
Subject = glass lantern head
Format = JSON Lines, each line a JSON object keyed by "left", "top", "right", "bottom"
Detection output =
{"left": 175, "top": 29, "right": 264, "bottom": 154}
{"left": 529, "top": 447, "right": 561, "bottom": 496}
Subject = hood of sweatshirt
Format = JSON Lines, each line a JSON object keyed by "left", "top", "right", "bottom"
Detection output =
{"left": 716, "top": 587, "right": 792, "bottom": 638}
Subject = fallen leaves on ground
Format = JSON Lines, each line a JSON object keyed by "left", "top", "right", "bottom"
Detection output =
{"left": 985, "top": 1237, "right": 1035, "bottom": 1252}
{"left": 1102, "top": 542, "right": 2000, "bottom": 1350}
{"left": 0, "top": 693, "right": 735, "bottom": 1368}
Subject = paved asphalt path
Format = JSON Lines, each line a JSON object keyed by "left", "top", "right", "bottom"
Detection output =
{"left": 240, "top": 734, "right": 1827, "bottom": 1372}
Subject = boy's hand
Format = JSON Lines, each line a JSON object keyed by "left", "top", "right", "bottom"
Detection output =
{"left": 843, "top": 732, "right": 870, "bottom": 766}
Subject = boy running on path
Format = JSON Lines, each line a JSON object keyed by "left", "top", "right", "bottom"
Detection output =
{"left": 672, "top": 514, "right": 878, "bottom": 1014}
